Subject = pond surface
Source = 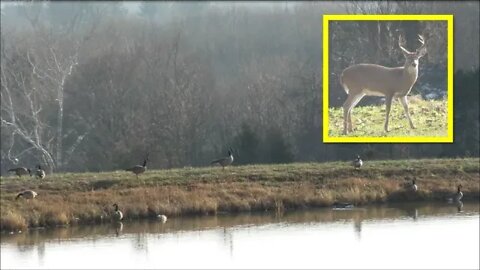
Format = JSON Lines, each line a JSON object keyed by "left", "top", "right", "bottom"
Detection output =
{"left": 1, "top": 202, "right": 479, "bottom": 269}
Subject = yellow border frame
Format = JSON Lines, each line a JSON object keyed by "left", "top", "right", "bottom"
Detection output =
{"left": 323, "top": 14, "right": 453, "bottom": 143}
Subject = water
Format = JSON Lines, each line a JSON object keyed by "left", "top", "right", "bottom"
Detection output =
{"left": 1, "top": 202, "right": 479, "bottom": 269}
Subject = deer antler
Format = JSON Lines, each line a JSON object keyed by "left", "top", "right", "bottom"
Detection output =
{"left": 398, "top": 34, "right": 411, "bottom": 54}
{"left": 417, "top": 34, "right": 425, "bottom": 45}
{"left": 416, "top": 34, "right": 427, "bottom": 56}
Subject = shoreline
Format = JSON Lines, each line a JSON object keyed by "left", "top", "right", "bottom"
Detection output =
{"left": 1, "top": 158, "right": 479, "bottom": 232}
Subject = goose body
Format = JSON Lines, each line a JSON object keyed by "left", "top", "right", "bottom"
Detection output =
{"left": 36, "top": 165, "right": 46, "bottom": 179}
{"left": 211, "top": 149, "right": 234, "bottom": 170}
{"left": 125, "top": 159, "right": 147, "bottom": 178}
{"left": 157, "top": 214, "right": 167, "bottom": 223}
{"left": 447, "top": 185, "right": 463, "bottom": 203}
{"left": 333, "top": 202, "right": 354, "bottom": 209}
{"left": 112, "top": 203, "right": 123, "bottom": 221}
{"left": 353, "top": 155, "right": 363, "bottom": 169}
{"left": 407, "top": 179, "right": 418, "bottom": 192}
{"left": 8, "top": 167, "right": 31, "bottom": 177}
{"left": 454, "top": 185, "right": 463, "bottom": 202}
{"left": 16, "top": 190, "right": 38, "bottom": 200}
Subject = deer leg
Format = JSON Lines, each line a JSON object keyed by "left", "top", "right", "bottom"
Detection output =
{"left": 343, "top": 93, "right": 363, "bottom": 134}
{"left": 343, "top": 95, "right": 356, "bottom": 134}
{"left": 400, "top": 96, "right": 415, "bottom": 129}
{"left": 384, "top": 95, "right": 394, "bottom": 132}
{"left": 349, "top": 94, "right": 365, "bottom": 132}
{"left": 347, "top": 112, "right": 353, "bottom": 133}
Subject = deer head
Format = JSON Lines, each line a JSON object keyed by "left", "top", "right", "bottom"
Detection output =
{"left": 399, "top": 34, "right": 427, "bottom": 71}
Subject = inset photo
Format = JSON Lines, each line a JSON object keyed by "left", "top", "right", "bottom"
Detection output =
{"left": 323, "top": 15, "right": 453, "bottom": 143}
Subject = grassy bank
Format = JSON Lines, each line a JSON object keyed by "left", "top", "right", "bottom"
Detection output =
{"left": 328, "top": 96, "right": 448, "bottom": 137}
{"left": 1, "top": 158, "right": 478, "bottom": 232}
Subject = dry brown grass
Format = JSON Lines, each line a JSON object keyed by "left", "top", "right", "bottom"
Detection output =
{"left": 1, "top": 211, "right": 28, "bottom": 231}
{"left": 1, "top": 158, "right": 479, "bottom": 232}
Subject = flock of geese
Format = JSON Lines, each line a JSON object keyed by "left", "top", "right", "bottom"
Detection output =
{"left": 110, "top": 203, "right": 166, "bottom": 223}
{"left": 7, "top": 152, "right": 465, "bottom": 222}
{"left": 352, "top": 155, "right": 464, "bottom": 203}
{"left": 8, "top": 165, "right": 45, "bottom": 179}
{"left": 7, "top": 149, "right": 235, "bottom": 222}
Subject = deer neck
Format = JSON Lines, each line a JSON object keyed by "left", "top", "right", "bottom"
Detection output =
{"left": 406, "top": 65, "right": 418, "bottom": 78}
{"left": 400, "top": 66, "right": 418, "bottom": 95}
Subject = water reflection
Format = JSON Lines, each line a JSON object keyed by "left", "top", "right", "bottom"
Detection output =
{"left": 114, "top": 221, "right": 123, "bottom": 237}
{"left": 353, "top": 217, "right": 362, "bottom": 240}
{"left": 2, "top": 202, "right": 478, "bottom": 248}
{"left": 1, "top": 202, "right": 479, "bottom": 269}
{"left": 134, "top": 232, "right": 149, "bottom": 253}
{"left": 403, "top": 206, "right": 419, "bottom": 221}
{"left": 457, "top": 201, "right": 464, "bottom": 213}
{"left": 38, "top": 241, "right": 45, "bottom": 267}
{"left": 222, "top": 227, "right": 234, "bottom": 257}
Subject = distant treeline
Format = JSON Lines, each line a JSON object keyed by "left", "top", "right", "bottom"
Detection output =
{"left": 1, "top": 2, "right": 479, "bottom": 173}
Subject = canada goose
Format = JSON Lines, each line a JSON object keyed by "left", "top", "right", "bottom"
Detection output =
{"left": 333, "top": 202, "right": 354, "bottom": 209}
{"left": 36, "top": 165, "right": 46, "bottom": 179}
{"left": 352, "top": 155, "right": 363, "bottom": 169}
{"left": 447, "top": 185, "right": 463, "bottom": 203}
{"left": 125, "top": 157, "right": 148, "bottom": 179}
{"left": 112, "top": 203, "right": 123, "bottom": 221}
{"left": 157, "top": 214, "right": 167, "bottom": 223}
{"left": 454, "top": 185, "right": 463, "bottom": 202}
{"left": 16, "top": 190, "right": 38, "bottom": 200}
{"left": 8, "top": 167, "right": 32, "bottom": 177}
{"left": 211, "top": 148, "right": 234, "bottom": 170}
{"left": 406, "top": 178, "right": 418, "bottom": 192}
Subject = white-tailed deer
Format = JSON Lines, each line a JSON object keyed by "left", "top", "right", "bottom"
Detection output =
{"left": 340, "top": 34, "right": 427, "bottom": 134}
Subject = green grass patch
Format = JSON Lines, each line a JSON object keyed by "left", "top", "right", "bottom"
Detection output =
{"left": 329, "top": 96, "right": 448, "bottom": 137}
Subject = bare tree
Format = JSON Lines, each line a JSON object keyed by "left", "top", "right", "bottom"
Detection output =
{"left": 1, "top": 43, "right": 56, "bottom": 169}
{"left": 1, "top": 2, "right": 99, "bottom": 171}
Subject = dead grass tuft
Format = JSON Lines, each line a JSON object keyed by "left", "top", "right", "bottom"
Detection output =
{"left": 1, "top": 211, "right": 28, "bottom": 232}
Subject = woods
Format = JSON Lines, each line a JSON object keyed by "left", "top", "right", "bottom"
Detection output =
{"left": 1, "top": 2, "right": 479, "bottom": 173}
